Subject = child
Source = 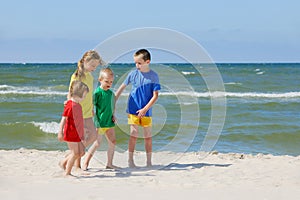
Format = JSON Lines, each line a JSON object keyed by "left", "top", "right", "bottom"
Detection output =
{"left": 58, "top": 80, "right": 89, "bottom": 176}
{"left": 62, "top": 50, "right": 104, "bottom": 170}
{"left": 115, "top": 49, "right": 160, "bottom": 168}
{"left": 83, "top": 67, "right": 118, "bottom": 170}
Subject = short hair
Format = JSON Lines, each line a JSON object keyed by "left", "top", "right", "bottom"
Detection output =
{"left": 99, "top": 67, "right": 114, "bottom": 80}
{"left": 134, "top": 49, "right": 151, "bottom": 61}
{"left": 70, "top": 80, "right": 89, "bottom": 98}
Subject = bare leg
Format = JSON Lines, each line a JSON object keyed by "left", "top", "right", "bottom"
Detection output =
{"left": 59, "top": 155, "right": 68, "bottom": 170}
{"left": 65, "top": 154, "right": 77, "bottom": 176}
{"left": 82, "top": 134, "right": 102, "bottom": 170}
{"left": 128, "top": 124, "right": 138, "bottom": 168}
{"left": 82, "top": 118, "right": 98, "bottom": 147}
{"left": 105, "top": 128, "right": 118, "bottom": 169}
{"left": 74, "top": 118, "right": 97, "bottom": 169}
{"left": 65, "top": 142, "right": 84, "bottom": 176}
{"left": 143, "top": 126, "right": 152, "bottom": 167}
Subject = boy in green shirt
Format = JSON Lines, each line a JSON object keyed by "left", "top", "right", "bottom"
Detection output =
{"left": 82, "top": 67, "right": 118, "bottom": 170}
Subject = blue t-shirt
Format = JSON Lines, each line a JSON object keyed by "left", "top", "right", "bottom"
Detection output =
{"left": 124, "top": 69, "right": 160, "bottom": 116}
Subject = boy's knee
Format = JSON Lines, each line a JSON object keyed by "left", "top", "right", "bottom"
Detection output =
{"left": 130, "top": 130, "right": 139, "bottom": 138}
{"left": 90, "top": 133, "right": 97, "bottom": 142}
{"left": 110, "top": 139, "right": 116, "bottom": 145}
{"left": 144, "top": 137, "right": 152, "bottom": 143}
{"left": 94, "top": 137, "right": 102, "bottom": 148}
{"left": 94, "top": 142, "right": 100, "bottom": 149}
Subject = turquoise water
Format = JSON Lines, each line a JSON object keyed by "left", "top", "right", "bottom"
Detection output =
{"left": 0, "top": 63, "right": 299, "bottom": 155}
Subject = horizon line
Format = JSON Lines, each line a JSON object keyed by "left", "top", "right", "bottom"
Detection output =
{"left": 1, "top": 61, "right": 300, "bottom": 64}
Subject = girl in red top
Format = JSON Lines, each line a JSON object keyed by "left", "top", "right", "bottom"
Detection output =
{"left": 58, "top": 80, "right": 89, "bottom": 176}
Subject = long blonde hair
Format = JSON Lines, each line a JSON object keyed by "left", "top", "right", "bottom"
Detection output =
{"left": 74, "top": 50, "right": 104, "bottom": 80}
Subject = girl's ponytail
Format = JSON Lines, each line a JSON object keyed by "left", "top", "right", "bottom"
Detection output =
{"left": 74, "top": 50, "right": 103, "bottom": 80}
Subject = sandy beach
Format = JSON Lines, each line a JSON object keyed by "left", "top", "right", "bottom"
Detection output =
{"left": 0, "top": 149, "right": 299, "bottom": 200}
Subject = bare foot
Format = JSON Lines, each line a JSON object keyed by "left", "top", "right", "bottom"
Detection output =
{"left": 106, "top": 165, "right": 121, "bottom": 170}
{"left": 82, "top": 163, "right": 88, "bottom": 171}
{"left": 146, "top": 162, "right": 152, "bottom": 168}
{"left": 64, "top": 173, "right": 76, "bottom": 178}
{"left": 128, "top": 161, "right": 137, "bottom": 168}
{"left": 58, "top": 160, "right": 66, "bottom": 170}
{"left": 146, "top": 163, "right": 153, "bottom": 168}
{"left": 74, "top": 167, "right": 90, "bottom": 175}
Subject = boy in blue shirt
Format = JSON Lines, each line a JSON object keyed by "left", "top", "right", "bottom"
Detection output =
{"left": 115, "top": 49, "right": 160, "bottom": 168}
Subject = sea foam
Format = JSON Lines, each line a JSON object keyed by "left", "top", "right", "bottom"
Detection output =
{"left": 32, "top": 122, "right": 60, "bottom": 134}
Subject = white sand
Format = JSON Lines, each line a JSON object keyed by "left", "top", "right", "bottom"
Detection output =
{"left": 0, "top": 149, "right": 300, "bottom": 200}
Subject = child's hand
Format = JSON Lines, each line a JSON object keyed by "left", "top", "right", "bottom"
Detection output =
{"left": 112, "top": 115, "right": 117, "bottom": 123}
{"left": 57, "top": 131, "right": 64, "bottom": 142}
{"left": 81, "top": 139, "right": 87, "bottom": 147}
{"left": 136, "top": 108, "right": 147, "bottom": 118}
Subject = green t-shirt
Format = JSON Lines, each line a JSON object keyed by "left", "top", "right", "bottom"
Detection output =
{"left": 93, "top": 87, "right": 115, "bottom": 128}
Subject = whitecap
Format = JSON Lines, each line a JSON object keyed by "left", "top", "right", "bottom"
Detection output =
{"left": 32, "top": 121, "right": 60, "bottom": 134}
{"left": 224, "top": 82, "right": 242, "bottom": 85}
{"left": 159, "top": 91, "right": 300, "bottom": 98}
{"left": 0, "top": 85, "right": 67, "bottom": 96}
{"left": 181, "top": 71, "right": 196, "bottom": 75}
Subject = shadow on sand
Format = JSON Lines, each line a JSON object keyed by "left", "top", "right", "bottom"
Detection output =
{"left": 160, "top": 162, "right": 232, "bottom": 171}
{"left": 77, "top": 162, "right": 231, "bottom": 179}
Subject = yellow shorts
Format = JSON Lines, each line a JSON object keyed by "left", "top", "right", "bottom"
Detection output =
{"left": 128, "top": 114, "right": 152, "bottom": 127}
{"left": 97, "top": 127, "right": 112, "bottom": 135}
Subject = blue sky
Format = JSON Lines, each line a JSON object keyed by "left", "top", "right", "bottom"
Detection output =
{"left": 1, "top": 0, "right": 299, "bottom": 63}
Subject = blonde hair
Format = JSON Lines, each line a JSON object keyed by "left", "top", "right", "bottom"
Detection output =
{"left": 70, "top": 80, "right": 89, "bottom": 98}
{"left": 75, "top": 50, "right": 105, "bottom": 80}
{"left": 99, "top": 67, "right": 114, "bottom": 81}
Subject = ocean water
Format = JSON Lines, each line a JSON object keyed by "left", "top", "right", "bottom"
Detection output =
{"left": 0, "top": 63, "right": 299, "bottom": 156}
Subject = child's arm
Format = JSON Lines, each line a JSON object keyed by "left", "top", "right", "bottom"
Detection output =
{"left": 58, "top": 117, "right": 66, "bottom": 142}
{"left": 114, "top": 84, "right": 126, "bottom": 120}
{"left": 115, "top": 83, "right": 127, "bottom": 101}
{"left": 136, "top": 91, "right": 159, "bottom": 118}
{"left": 115, "top": 83, "right": 126, "bottom": 101}
{"left": 113, "top": 83, "right": 127, "bottom": 119}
